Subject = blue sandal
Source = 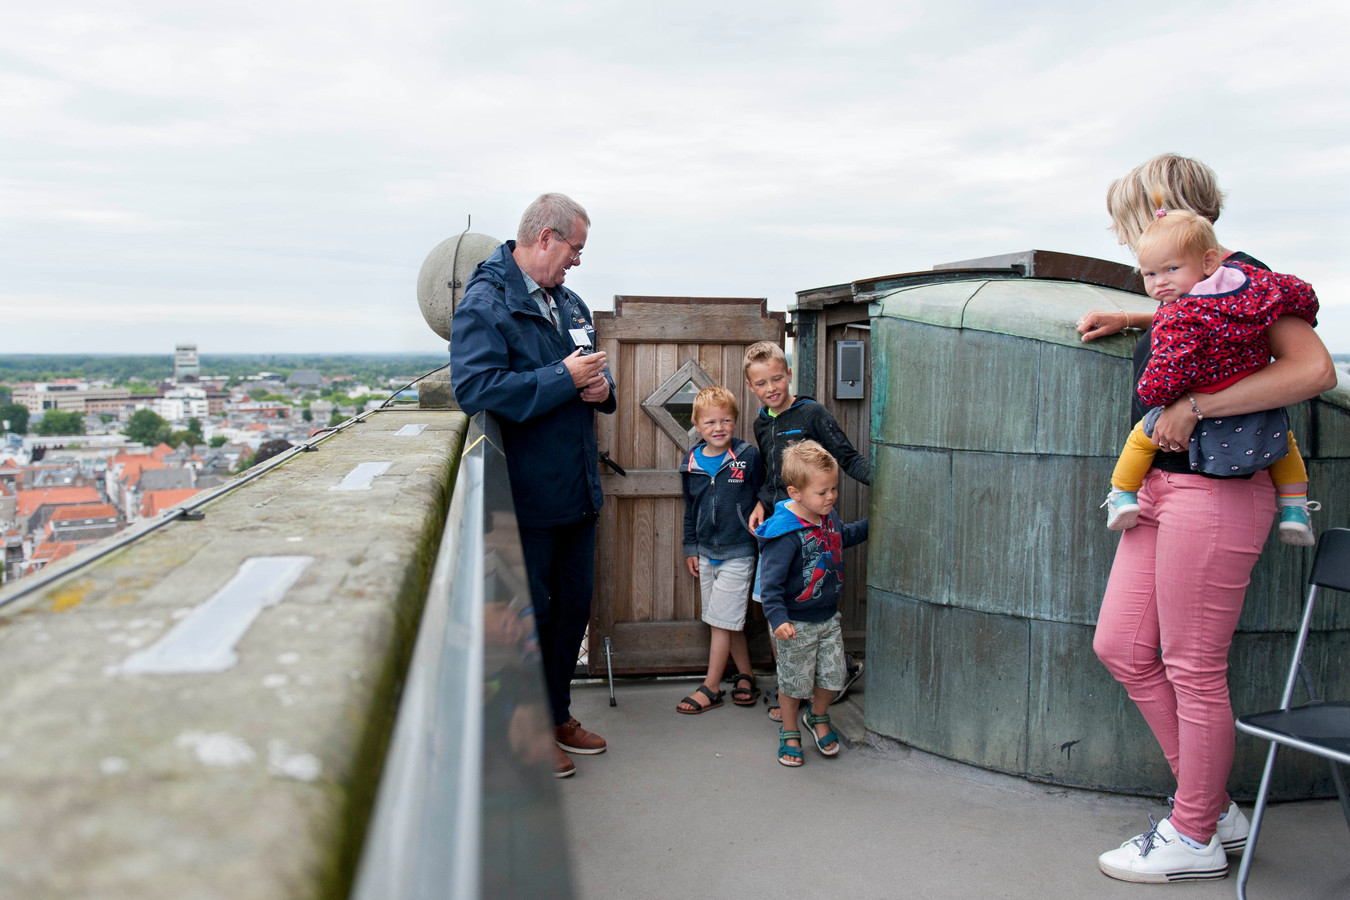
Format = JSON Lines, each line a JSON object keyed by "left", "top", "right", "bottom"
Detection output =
{"left": 800, "top": 711, "right": 840, "bottom": 756}
{"left": 778, "top": 726, "right": 803, "bottom": 767}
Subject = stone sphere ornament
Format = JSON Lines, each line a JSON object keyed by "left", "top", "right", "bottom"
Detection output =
{"left": 417, "top": 230, "right": 500, "bottom": 341}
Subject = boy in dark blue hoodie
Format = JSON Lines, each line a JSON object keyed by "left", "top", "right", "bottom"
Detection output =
{"left": 676, "top": 386, "right": 764, "bottom": 714}
{"left": 755, "top": 440, "right": 867, "bottom": 767}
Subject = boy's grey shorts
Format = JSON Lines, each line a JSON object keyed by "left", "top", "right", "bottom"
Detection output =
{"left": 699, "top": 556, "right": 754, "bottom": 630}
{"left": 773, "top": 612, "right": 845, "bottom": 700}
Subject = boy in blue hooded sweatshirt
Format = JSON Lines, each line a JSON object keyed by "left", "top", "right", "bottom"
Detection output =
{"left": 755, "top": 440, "right": 868, "bottom": 767}
{"left": 676, "top": 385, "right": 764, "bottom": 714}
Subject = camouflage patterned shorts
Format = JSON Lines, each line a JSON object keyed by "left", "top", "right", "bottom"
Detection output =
{"left": 773, "top": 613, "right": 845, "bottom": 699}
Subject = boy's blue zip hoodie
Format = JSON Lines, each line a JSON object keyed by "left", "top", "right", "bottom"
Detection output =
{"left": 449, "top": 241, "right": 616, "bottom": 526}
{"left": 680, "top": 437, "right": 763, "bottom": 560}
{"left": 754, "top": 500, "right": 867, "bottom": 632}
{"left": 753, "top": 395, "right": 870, "bottom": 512}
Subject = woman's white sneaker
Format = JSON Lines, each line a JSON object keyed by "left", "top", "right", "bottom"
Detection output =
{"left": 1166, "top": 796, "right": 1250, "bottom": 854}
{"left": 1215, "top": 800, "right": 1250, "bottom": 854}
{"left": 1098, "top": 816, "right": 1228, "bottom": 883}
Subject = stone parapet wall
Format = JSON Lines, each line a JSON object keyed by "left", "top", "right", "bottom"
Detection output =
{"left": 0, "top": 409, "right": 469, "bottom": 899}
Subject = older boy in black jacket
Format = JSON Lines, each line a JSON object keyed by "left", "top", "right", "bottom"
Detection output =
{"left": 743, "top": 341, "right": 868, "bottom": 717}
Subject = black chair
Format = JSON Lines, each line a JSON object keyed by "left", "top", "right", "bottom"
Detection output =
{"left": 1234, "top": 526, "right": 1350, "bottom": 899}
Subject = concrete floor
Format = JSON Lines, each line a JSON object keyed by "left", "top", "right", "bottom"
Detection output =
{"left": 560, "top": 679, "right": 1350, "bottom": 900}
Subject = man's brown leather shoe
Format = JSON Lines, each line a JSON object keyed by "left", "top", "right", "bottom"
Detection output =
{"left": 555, "top": 717, "right": 607, "bottom": 755}
{"left": 554, "top": 745, "right": 576, "bottom": 778}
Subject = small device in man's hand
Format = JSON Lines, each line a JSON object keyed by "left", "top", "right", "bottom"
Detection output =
{"left": 569, "top": 328, "right": 594, "bottom": 354}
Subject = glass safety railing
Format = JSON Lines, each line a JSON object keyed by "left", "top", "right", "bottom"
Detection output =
{"left": 352, "top": 412, "right": 574, "bottom": 900}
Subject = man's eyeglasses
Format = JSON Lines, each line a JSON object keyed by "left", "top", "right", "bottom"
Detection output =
{"left": 551, "top": 230, "right": 582, "bottom": 262}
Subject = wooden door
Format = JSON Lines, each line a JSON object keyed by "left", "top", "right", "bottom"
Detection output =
{"left": 590, "top": 296, "right": 786, "bottom": 675}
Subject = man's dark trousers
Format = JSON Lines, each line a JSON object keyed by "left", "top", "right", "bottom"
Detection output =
{"left": 518, "top": 514, "right": 597, "bottom": 727}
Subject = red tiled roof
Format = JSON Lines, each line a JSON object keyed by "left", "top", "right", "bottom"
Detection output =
{"left": 115, "top": 457, "right": 165, "bottom": 487}
{"left": 49, "top": 503, "right": 117, "bottom": 522}
{"left": 28, "top": 540, "right": 79, "bottom": 565}
{"left": 109, "top": 451, "right": 154, "bottom": 466}
{"left": 15, "top": 487, "right": 101, "bottom": 517}
{"left": 151, "top": 443, "right": 174, "bottom": 459}
{"left": 140, "top": 488, "right": 203, "bottom": 518}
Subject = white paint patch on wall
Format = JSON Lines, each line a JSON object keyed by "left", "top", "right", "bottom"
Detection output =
{"left": 119, "top": 556, "right": 314, "bottom": 675}
{"left": 329, "top": 461, "right": 393, "bottom": 491}
{"left": 175, "top": 730, "right": 258, "bottom": 768}
{"left": 268, "top": 739, "right": 323, "bottom": 782}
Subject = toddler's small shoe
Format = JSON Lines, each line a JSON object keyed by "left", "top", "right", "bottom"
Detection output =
{"left": 1278, "top": 500, "right": 1320, "bottom": 546}
{"left": 1102, "top": 489, "right": 1140, "bottom": 531}
{"left": 1097, "top": 816, "right": 1228, "bottom": 883}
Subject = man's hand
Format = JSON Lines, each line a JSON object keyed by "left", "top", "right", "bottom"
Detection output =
{"left": 773, "top": 621, "right": 796, "bottom": 641}
{"left": 686, "top": 556, "right": 699, "bottom": 577}
{"left": 563, "top": 349, "right": 607, "bottom": 389}
{"left": 748, "top": 502, "right": 766, "bottom": 530}
{"left": 580, "top": 374, "right": 610, "bottom": 403}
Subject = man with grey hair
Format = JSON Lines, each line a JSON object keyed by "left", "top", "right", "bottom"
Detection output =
{"left": 450, "top": 193, "right": 615, "bottom": 778}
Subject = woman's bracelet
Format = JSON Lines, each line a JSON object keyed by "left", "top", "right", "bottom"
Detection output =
{"left": 1187, "top": 394, "right": 1204, "bottom": 420}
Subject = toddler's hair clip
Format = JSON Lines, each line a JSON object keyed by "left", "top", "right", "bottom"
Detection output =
{"left": 1154, "top": 207, "right": 1167, "bottom": 219}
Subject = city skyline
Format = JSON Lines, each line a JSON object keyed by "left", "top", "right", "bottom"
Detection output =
{"left": 2, "top": 1, "right": 1348, "bottom": 354}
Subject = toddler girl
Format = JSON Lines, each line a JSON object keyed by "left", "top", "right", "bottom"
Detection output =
{"left": 1102, "top": 208, "right": 1321, "bottom": 544}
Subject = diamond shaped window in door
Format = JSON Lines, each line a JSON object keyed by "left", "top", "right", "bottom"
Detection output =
{"left": 642, "top": 360, "right": 715, "bottom": 450}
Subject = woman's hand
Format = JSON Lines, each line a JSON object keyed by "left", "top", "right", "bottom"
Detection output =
{"left": 1150, "top": 400, "right": 1199, "bottom": 450}
{"left": 1078, "top": 309, "right": 1147, "bottom": 342}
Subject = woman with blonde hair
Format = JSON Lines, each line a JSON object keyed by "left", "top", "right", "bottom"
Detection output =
{"left": 1079, "top": 154, "right": 1337, "bottom": 884}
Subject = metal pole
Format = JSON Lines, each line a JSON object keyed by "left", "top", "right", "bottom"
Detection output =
{"left": 605, "top": 636, "right": 616, "bottom": 707}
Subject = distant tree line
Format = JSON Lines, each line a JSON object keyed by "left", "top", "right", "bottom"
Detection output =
{"left": 0, "top": 353, "right": 449, "bottom": 387}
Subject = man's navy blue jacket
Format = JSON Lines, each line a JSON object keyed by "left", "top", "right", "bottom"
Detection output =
{"left": 450, "top": 241, "right": 616, "bottom": 526}
{"left": 680, "top": 437, "right": 763, "bottom": 560}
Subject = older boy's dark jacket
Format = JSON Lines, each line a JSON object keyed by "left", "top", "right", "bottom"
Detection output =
{"left": 680, "top": 437, "right": 763, "bottom": 560}
{"left": 754, "top": 500, "right": 868, "bottom": 631}
{"left": 753, "top": 396, "right": 870, "bottom": 510}
{"left": 450, "top": 241, "right": 616, "bottom": 526}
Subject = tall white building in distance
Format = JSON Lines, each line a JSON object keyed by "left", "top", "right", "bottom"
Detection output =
{"left": 174, "top": 344, "right": 200, "bottom": 382}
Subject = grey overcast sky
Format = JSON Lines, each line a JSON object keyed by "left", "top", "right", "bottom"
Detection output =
{"left": 2, "top": 0, "right": 1348, "bottom": 355}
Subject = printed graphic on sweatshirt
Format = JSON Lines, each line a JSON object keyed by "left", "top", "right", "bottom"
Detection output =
{"left": 795, "top": 519, "right": 842, "bottom": 604}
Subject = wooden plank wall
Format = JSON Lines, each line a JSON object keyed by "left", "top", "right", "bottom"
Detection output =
{"left": 591, "top": 297, "right": 784, "bottom": 673}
